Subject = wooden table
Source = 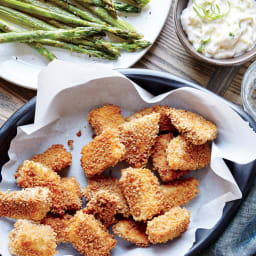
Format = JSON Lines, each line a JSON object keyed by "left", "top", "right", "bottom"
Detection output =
{"left": 0, "top": 2, "right": 255, "bottom": 128}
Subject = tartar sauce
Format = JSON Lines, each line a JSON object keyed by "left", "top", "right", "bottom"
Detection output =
{"left": 181, "top": 0, "right": 256, "bottom": 59}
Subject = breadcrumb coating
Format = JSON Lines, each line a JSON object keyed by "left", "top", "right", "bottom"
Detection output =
{"left": 88, "top": 104, "right": 125, "bottom": 136}
{"left": 81, "top": 128, "right": 125, "bottom": 177}
{"left": 84, "top": 190, "right": 118, "bottom": 227}
{"left": 15, "top": 161, "right": 81, "bottom": 215}
{"left": 30, "top": 144, "right": 72, "bottom": 172}
{"left": 41, "top": 214, "right": 73, "bottom": 244}
{"left": 0, "top": 187, "right": 52, "bottom": 221}
{"left": 119, "top": 168, "right": 163, "bottom": 221}
{"left": 67, "top": 210, "right": 116, "bottom": 256}
{"left": 151, "top": 133, "right": 189, "bottom": 182}
{"left": 112, "top": 219, "right": 149, "bottom": 247}
{"left": 167, "top": 108, "right": 217, "bottom": 145}
{"left": 61, "top": 177, "right": 82, "bottom": 212}
{"left": 126, "top": 105, "right": 175, "bottom": 132}
{"left": 82, "top": 176, "right": 130, "bottom": 217}
{"left": 119, "top": 113, "right": 160, "bottom": 168}
{"left": 160, "top": 178, "right": 199, "bottom": 212}
{"left": 167, "top": 136, "right": 211, "bottom": 171}
{"left": 9, "top": 219, "right": 57, "bottom": 256}
{"left": 146, "top": 207, "right": 190, "bottom": 244}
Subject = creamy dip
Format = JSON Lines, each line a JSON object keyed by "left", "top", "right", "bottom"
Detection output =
{"left": 181, "top": 0, "right": 256, "bottom": 59}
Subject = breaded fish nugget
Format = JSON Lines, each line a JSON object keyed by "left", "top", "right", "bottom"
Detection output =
{"left": 30, "top": 144, "right": 72, "bottom": 172}
{"left": 67, "top": 210, "right": 116, "bottom": 256}
{"left": 119, "top": 113, "right": 160, "bottom": 168}
{"left": 84, "top": 190, "right": 118, "bottom": 227}
{"left": 15, "top": 161, "right": 81, "bottom": 215}
{"left": 151, "top": 133, "right": 189, "bottom": 182}
{"left": 9, "top": 219, "right": 57, "bottom": 256}
{"left": 61, "top": 177, "right": 82, "bottom": 212}
{"left": 167, "top": 108, "right": 217, "bottom": 145}
{"left": 126, "top": 105, "right": 175, "bottom": 132}
{"left": 0, "top": 187, "right": 52, "bottom": 221}
{"left": 119, "top": 168, "right": 163, "bottom": 221}
{"left": 146, "top": 207, "right": 190, "bottom": 244}
{"left": 160, "top": 178, "right": 199, "bottom": 212}
{"left": 81, "top": 129, "right": 125, "bottom": 177}
{"left": 82, "top": 176, "right": 130, "bottom": 217}
{"left": 167, "top": 136, "right": 211, "bottom": 171}
{"left": 112, "top": 219, "right": 149, "bottom": 247}
{"left": 41, "top": 214, "right": 72, "bottom": 244}
{"left": 87, "top": 104, "right": 125, "bottom": 135}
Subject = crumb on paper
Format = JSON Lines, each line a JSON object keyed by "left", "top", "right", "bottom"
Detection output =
{"left": 76, "top": 130, "right": 82, "bottom": 137}
{"left": 68, "top": 140, "right": 74, "bottom": 150}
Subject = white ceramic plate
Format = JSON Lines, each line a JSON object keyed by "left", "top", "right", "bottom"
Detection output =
{"left": 0, "top": 0, "right": 172, "bottom": 89}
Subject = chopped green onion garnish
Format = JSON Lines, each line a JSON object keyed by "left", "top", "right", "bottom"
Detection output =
{"left": 229, "top": 32, "right": 235, "bottom": 37}
{"left": 193, "top": 0, "right": 231, "bottom": 21}
{"left": 197, "top": 38, "right": 211, "bottom": 53}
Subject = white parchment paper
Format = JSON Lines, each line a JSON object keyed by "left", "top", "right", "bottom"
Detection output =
{"left": 1, "top": 60, "right": 256, "bottom": 256}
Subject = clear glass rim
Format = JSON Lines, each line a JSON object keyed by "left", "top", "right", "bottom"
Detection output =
{"left": 241, "top": 60, "right": 256, "bottom": 121}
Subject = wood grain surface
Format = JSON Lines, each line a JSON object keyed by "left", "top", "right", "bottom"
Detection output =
{"left": 0, "top": 1, "right": 255, "bottom": 127}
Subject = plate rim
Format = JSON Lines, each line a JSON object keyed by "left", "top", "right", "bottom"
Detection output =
{"left": 0, "top": 0, "right": 172, "bottom": 90}
{"left": 0, "top": 68, "right": 256, "bottom": 255}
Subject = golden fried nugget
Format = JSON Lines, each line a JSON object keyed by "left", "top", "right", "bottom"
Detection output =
{"left": 0, "top": 187, "right": 52, "bottom": 221}
{"left": 9, "top": 219, "right": 57, "bottom": 256}
{"left": 167, "top": 108, "right": 217, "bottom": 145}
{"left": 67, "top": 210, "right": 116, "bottom": 256}
{"left": 84, "top": 190, "right": 118, "bottom": 227}
{"left": 119, "top": 168, "right": 163, "bottom": 221}
{"left": 61, "top": 177, "right": 82, "bottom": 212}
{"left": 30, "top": 144, "right": 72, "bottom": 172}
{"left": 146, "top": 207, "right": 190, "bottom": 244}
{"left": 151, "top": 133, "right": 189, "bottom": 182}
{"left": 126, "top": 105, "right": 175, "bottom": 132}
{"left": 81, "top": 129, "right": 125, "bottom": 177}
{"left": 119, "top": 113, "right": 160, "bottom": 168}
{"left": 87, "top": 104, "right": 125, "bottom": 135}
{"left": 15, "top": 161, "right": 80, "bottom": 215}
{"left": 112, "top": 219, "right": 149, "bottom": 247}
{"left": 41, "top": 214, "right": 73, "bottom": 244}
{"left": 82, "top": 176, "right": 130, "bottom": 217}
{"left": 167, "top": 136, "right": 211, "bottom": 171}
{"left": 160, "top": 178, "right": 199, "bottom": 212}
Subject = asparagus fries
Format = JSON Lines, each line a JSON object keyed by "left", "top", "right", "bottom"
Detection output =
{"left": 0, "top": 18, "right": 56, "bottom": 61}
{"left": 0, "top": 0, "right": 151, "bottom": 61}
{"left": 1, "top": 0, "right": 142, "bottom": 39}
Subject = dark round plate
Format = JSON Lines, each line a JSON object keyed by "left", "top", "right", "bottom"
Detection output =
{"left": 0, "top": 68, "right": 256, "bottom": 255}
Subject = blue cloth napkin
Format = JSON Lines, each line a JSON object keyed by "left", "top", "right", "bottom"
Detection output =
{"left": 203, "top": 176, "right": 256, "bottom": 256}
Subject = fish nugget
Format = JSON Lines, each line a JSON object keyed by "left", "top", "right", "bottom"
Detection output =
{"left": 15, "top": 161, "right": 77, "bottom": 215}
{"left": 81, "top": 128, "right": 125, "bottom": 177}
{"left": 87, "top": 104, "right": 125, "bottom": 135}
{"left": 30, "top": 144, "right": 72, "bottom": 172}
{"left": 82, "top": 176, "right": 130, "bottom": 217}
{"left": 167, "top": 108, "right": 217, "bottom": 145}
{"left": 67, "top": 210, "right": 116, "bottom": 256}
{"left": 146, "top": 207, "right": 190, "bottom": 244}
{"left": 119, "top": 168, "right": 163, "bottom": 221}
{"left": 41, "top": 214, "right": 73, "bottom": 244}
{"left": 119, "top": 113, "right": 160, "bottom": 168}
{"left": 126, "top": 105, "right": 175, "bottom": 132}
{"left": 0, "top": 187, "right": 52, "bottom": 221}
{"left": 167, "top": 136, "right": 211, "bottom": 171}
{"left": 84, "top": 190, "right": 118, "bottom": 227}
{"left": 112, "top": 219, "right": 149, "bottom": 247}
{"left": 9, "top": 219, "right": 57, "bottom": 256}
{"left": 61, "top": 177, "right": 82, "bottom": 212}
{"left": 160, "top": 178, "right": 199, "bottom": 212}
{"left": 151, "top": 133, "right": 189, "bottom": 182}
